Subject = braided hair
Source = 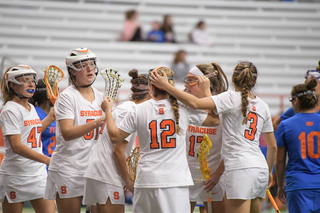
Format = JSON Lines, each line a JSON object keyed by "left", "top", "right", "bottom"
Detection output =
{"left": 152, "top": 67, "right": 181, "bottom": 135}
{"left": 232, "top": 61, "right": 258, "bottom": 125}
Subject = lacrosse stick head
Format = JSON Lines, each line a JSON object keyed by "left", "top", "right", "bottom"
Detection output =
{"left": 197, "top": 134, "right": 212, "bottom": 182}
{"left": 100, "top": 68, "right": 125, "bottom": 101}
{"left": 44, "top": 65, "right": 64, "bottom": 105}
{"left": 126, "top": 145, "right": 140, "bottom": 181}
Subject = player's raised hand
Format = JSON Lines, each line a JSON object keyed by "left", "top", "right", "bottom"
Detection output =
{"left": 101, "top": 96, "right": 113, "bottom": 113}
{"left": 197, "top": 75, "right": 211, "bottom": 97}
{"left": 149, "top": 70, "right": 168, "bottom": 90}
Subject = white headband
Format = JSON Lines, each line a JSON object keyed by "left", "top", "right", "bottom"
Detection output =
{"left": 189, "top": 67, "right": 203, "bottom": 77}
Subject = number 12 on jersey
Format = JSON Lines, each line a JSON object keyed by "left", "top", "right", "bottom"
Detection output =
{"left": 149, "top": 119, "right": 176, "bottom": 149}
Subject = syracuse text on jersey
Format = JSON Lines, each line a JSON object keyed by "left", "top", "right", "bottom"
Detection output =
{"left": 187, "top": 126, "right": 217, "bottom": 135}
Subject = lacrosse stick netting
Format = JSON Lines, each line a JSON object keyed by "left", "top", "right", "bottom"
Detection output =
{"left": 99, "top": 68, "right": 125, "bottom": 101}
{"left": 44, "top": 65, "right": 64, "bottom": 105}
{"left": 126, "top": 145, "right": 140, "bottom": 181}
{"left": 197, "top": 134, "right": 213, "bottom": 213}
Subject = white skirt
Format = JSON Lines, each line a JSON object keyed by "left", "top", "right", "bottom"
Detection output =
{"left": 224, "top": 167, "right": 268, "bottom": 200}
{"left": 45, "top": 170, "right": 85, "bottom": 199}
{"left": 189, "top": 175, "right": 225, "bottom": 202}
{"left": 83, "top": 178, "right": 125, "bottom": 206}
{"left": 133, "top": 187, "right": 190, "bottom": 213}
{"left": 0, "top": 173, "right": 47, "bottom": 203}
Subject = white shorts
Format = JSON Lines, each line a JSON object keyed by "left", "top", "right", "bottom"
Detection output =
{"left": 133, "top": 187, "right": 190, "bottom": 213}
{"left": 83, "top": 178, "right": 125, "bottom": 206}
{"left": 0, "top": 173, "right": 47, "bottom": 203}
{"left": 45, "top": 171, "right": 85, "bottom": 199}
{"left": 189, "top": 176, "right": 225, "bottom": 202}
{"left": 224, "top": 167, "right": 268, "bottom": 200}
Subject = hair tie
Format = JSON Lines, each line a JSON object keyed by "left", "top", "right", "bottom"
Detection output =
{"left": 290, "top": 90, "right": 317, "bottom": 102}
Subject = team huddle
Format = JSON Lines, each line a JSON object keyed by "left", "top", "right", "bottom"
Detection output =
{"left": 0, "top": 47, "right": 319, "bottom": 213}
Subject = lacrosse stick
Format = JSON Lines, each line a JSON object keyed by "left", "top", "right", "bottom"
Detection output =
{"left": 99, "top": 68, "right": 125, "bottom": 101}
{"left": 197, "top": 134, "right": 213, "bottom": 213}
{"left": 44, "top": 65, "right": 64, "bottom": 105}
{"left": 267, "top": 189, "right": 281, "bottom": 213}
{"left": 126, "top": 145, "right": 140, "bottom": 181}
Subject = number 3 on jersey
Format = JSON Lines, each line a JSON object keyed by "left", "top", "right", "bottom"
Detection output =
{"left": 149, "top": 119, "right": 176, "bottom": 149}
{"left": 244, "top": 112, "right": 258, "bottom": 141}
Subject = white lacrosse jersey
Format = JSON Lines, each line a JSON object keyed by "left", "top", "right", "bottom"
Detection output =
{"left": 0, "top": 101, "right": 46, "bottom": 176}
{"left": 84, "top": 101, "right": 137, "bottom": 187}
{"left": 49, "top": 85, "right": 104, "bottom": 175}
{"left": 186, "top": 114, "right": 223, "bottom": 181}
{"left": 118, "top": 99, "right": 208, "bottom": 188}
{"left": 211, "top": 90, "right": 273, "bottom": 171}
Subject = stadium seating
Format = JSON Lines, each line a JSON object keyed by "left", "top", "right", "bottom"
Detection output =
{"left": 0, "top": 0, "right": 320, "bottom": 115}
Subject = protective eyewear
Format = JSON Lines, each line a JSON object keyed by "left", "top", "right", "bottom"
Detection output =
{"left": 184, "top": 71, "right": 218, "bottom": 86}
{"left": 305, "top": 70, "right": 320, "bottom": 80}
{"left": 14, "top": 74, "right": 38, "bottom": 85}
{"left": 73, "top": 59, "right": 96, "bottom": 71}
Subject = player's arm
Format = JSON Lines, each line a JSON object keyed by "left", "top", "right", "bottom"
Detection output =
{"left": 41, "top": 108, "right": 55, "bottom": 132}
{"left": 101, "top": 97, "right": 130, "bottom": 144}
{"left": 7, "top": 134, "right": 50, "bottom": 166}
{"left": 150, "top": 71, "right": 217, "bottom": 110}
{"left": 201, "top": 110, "right": 220, "bottom": 127}
{"left": 113, "top": 141, "right": 134, "bottom": 193}
{"left": 204, "top": 160, "right": 224, "bottom": 192}
{"left": 263, "top": 131, "right": 277, "bottom": 187}
{"left": 275, "top": 146, "right": 287, "bottom": 203}
{"left": 272, "top": 115, "right": 281, "bottom": 131}
{"left": 59, "top": 116, "right": 105, "bottom": 141}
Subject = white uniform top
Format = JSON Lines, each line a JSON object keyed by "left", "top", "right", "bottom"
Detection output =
{"left": 0, "top": 101, "right": 46, "bottom": 176}
{"left": 211, "top": 90, "right": 273, "bottom": 171}
{"left": 118, "top": 99, "right": 208, "bottom": 188}
{"left": 84, "top": 101, "right": 137, "bottom": 187}
{"left": 186, "top": 114, "right": 223, "bottom": 181}
{"left": 49, "top": 85, "right": 104, "bottom": 175}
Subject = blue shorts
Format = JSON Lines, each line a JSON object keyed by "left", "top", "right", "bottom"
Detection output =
{"left": 286, "top": 189, "right": 320, "bottom": 213}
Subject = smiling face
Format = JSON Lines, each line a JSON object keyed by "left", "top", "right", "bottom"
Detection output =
{"left": 184, "top": 74, "right": 206, "bottom": 98}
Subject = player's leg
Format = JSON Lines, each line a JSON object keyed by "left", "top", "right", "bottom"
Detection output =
{"left": 30, "top": 197, "right": 56, "bottom": 213}
{"left": 224, "top": 198, "right": 251, "bottom": 213}
{"left": 55, "top": 193, "right": 82, "bottom": 213}
{"left": 84, "top": 178, "right": 125, "bottom": 213}
{"left": 2, "top": 197, "right": 24, "bottom": 213}
{"left": 211, "top": 200, "right": 226, "bottom": 213}
{"left": 190, "top": 201, "right": 197, "bottom": 213}
{"left": 250, "top": 197, "right": 263, "bottom": 213}
{"left": 97, "top": 197, "right": 124, "bottom": 213}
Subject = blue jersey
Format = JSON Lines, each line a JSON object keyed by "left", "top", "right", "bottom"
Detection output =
{"left": 35, "top": 106, "right": 56, "bottom": 157}
{"left": 280, "top": 107, "right": 320, "bottom": 122}
{"left": 280, "top": 107, "right": 295, "bottom": 122}
{"left": 277, "top": 112, "right": 320, "bottom": 192}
